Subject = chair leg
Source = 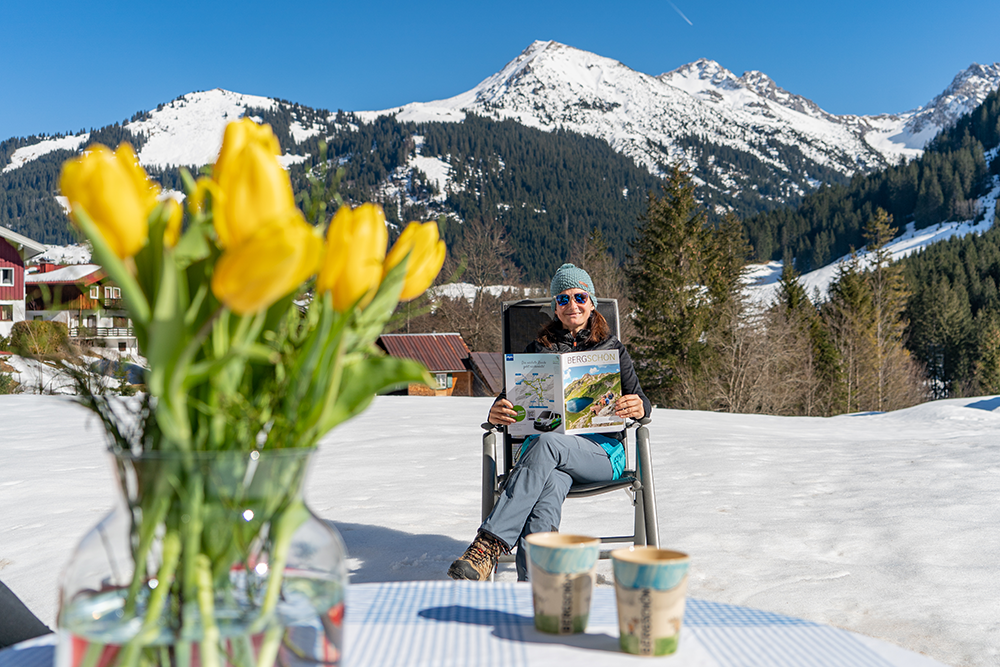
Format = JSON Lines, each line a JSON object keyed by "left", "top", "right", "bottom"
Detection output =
{"left": 482, "top": 428, "right": 498, "bottom": 523}
{"left": 633, "top": 486, "right": 647, "bottom": 546}
{"left": 636, "top": 424, "right": 660, "bottom": 548}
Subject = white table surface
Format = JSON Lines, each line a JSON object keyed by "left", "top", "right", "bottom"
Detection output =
{"left": 0, "top": 580, "right": 948, "bottom": 667}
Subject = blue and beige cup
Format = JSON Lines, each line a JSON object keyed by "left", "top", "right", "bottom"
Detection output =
{"left": 611, "top": 547, "right": 690, "bottom": 656}
{"left": 525, "top": 532, "right": 601, "bottom": 634}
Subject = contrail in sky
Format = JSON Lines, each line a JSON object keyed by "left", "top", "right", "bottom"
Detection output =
{"left": 667, "top": 1, "right": 693, "bottom": 25}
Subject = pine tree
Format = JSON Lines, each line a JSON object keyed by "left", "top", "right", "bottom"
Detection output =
{"left": 770, "top": 261, "right": 842, "bottom": 415}
{"left": 824, "top": 254, "right": 875, "bottom": 413}
{"left": 627, "top": 166, "right": 715, "bottom": 405}
{"left": 627, "top": 168, "right": 750, "bottom": 407}
{"left": 864, "top": 209, "right": 919, "bottom": 410}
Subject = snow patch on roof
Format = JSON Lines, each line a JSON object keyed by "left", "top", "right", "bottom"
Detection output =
{"left": 26, "top": 263, "right": 102, "bottom": 284}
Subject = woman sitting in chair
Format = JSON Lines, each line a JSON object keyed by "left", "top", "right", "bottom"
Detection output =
{"left": 448, "top": 263, "right": 652, "bottom": 581}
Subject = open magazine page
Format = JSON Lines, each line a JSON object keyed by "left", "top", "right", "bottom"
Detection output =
{"left": 561, "top": 349, "right": 624, "bottom": 434}
{"left": 504, "top": 354, "right": 562, "bottom": 437}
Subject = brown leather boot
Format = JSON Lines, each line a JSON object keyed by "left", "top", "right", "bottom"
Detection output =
{"left": 447, "top": 531, "right": 506, "bottom": 581}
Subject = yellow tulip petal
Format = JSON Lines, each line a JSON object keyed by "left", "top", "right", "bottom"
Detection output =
{"left": 59, "top": 142, "right": 155, "bottom": 259}
{"left": 163, "top": 199, "right": 183, "bottom": 247}
{"left": 317, "top": 203, "right": 388, "bottom": 312}
{"left": 386, "top": 221, "right": 446, "bottom": 301}
{"left": 211, "top": 213, "right": 321, "bottom": 315}
{"left": 212, "top": 121, "right": 296, "bottom": 248}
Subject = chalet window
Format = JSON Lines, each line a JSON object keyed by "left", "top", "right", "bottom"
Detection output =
{"left": 104, "top": 286, "right": 121, "bottom": 299}
{"left": 90, "top": 286, "right": 100, "bottom": 299}
{"left": 0, "top": 305, "right": 12, "bottom": 321}
{"left": 0, "top": 268, "right": 13, "bottom": 286}
{"left": 435, "top": 373, "right": 453, "bottom": 389}
{"left": 113, "top": 316, "right": 129, "bottom": 328}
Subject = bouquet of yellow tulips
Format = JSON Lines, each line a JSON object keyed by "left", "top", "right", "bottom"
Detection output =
{"left": 54, "top": 118, "right": 446, "bottom": 667}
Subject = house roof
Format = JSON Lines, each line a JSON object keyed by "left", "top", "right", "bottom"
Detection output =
{"left": 0, "top": 226, "right": 46, "bottom": 260}
{"left": 470, "top": 352, "right": 504, "bottom": 395}
{"left": 378, "top": 333, "right": 470, "bottom": 373}
{"left": 25, "top": 264, "right": 104, "bottom": 285}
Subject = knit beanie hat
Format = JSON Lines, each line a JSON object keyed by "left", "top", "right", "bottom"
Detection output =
{"left": 549, "top": 263, "right": 596, "bottom": 306}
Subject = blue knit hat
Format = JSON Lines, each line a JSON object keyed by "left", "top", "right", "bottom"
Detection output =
{"left": 549, "top": 263, "right": 596, "bottom": 307}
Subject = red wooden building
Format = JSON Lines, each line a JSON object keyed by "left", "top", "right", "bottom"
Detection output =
{"left": 0, "top": 226, "right": 46, "bottom": 338}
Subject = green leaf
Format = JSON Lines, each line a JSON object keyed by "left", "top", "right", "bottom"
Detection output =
{"left": 317, "top": 354, "right": 432, "bottom": 434}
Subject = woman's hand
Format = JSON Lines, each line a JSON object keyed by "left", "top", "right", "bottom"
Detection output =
{"left": 489, "top": 398, "right": 517, "bottom": 426}
{"left": 614, "top": 394, "right": 645, "bottom": 420}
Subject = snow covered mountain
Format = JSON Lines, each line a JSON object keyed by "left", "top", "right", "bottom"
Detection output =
{"left": 364, "top": 40, "right": 1000, "bottom": 205}
{"left": 2, "top": 89, "right": 316, "bottom": 174}
{"left": 3, "top": 40, "right": 999, "bottom": 281}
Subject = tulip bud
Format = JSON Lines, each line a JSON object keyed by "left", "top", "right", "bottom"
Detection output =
{"left": 59, "top": 143, "right": 158, "bottom": 259}
{"left": 384, "top": 221, "right": 446, "bottom": 301}
{"left": 163, "top": 199, "right": 183, "bottom": 248}
{"left": 317, "top": 203, "right": 388, "bottom": 312}
{"left": 211, "top": 212, "right": 322, "bottom": 315}
{"left": 212, "top": 119, "right": 296, "bottom": 248}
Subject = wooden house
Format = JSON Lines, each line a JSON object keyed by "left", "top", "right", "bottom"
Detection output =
{"left": 377, "top": 333, "right": 476, "bottom": 396}
{"left": 25, "top": 264, "right": 136, "bottom": 352}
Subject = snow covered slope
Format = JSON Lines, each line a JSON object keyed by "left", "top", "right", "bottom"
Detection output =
{"left": 2, "top": 89, "right": 310, "bottom": 172}
{"left": 363, "top": 41, "right": 1000, "bottom": 196}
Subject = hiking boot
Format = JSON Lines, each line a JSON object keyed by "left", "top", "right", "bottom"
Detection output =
{"left": 448, "top": 531, "right": 506, "bottom": 581}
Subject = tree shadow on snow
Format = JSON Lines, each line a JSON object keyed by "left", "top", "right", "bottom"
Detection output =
{"left": 322, "top": 521, "right": 471, "bottom": 583}
{"left": 964, "top": 396, "right": 1000, "bottom": 411}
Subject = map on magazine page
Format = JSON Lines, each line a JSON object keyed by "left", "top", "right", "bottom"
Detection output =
{"left": 504, "top": 350, "right": 624, "bottom": 437}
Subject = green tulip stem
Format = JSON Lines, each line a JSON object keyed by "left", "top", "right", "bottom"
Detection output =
{"left": 253, "top": 501, "right": 309, "bottom": 634}
{"left": 76, "top": 639, "right": 107, "bottom": 667}
{"left": 119, "top": 531, "right": 181, "bottom": 667}
{"left": 254, "top": 626, "right": 284, "bottom": 667}
{"left": 72, "top": 209, "right": 151, "bottom": 325}
{"left": 124, "top": 492, "right": 171, "bottom": 616}
{"left": 195, "top": 555, "right": 220, "bottom": 667}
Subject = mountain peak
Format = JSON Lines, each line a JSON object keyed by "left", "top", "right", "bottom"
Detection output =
{"left": 904, "top": 61, "right": 1000, "bottom": 136}
{"left": 737, "top": 70, "right": 830, "bottom": 119}
{"left": 659, "top": 59, "right": 741, "bottom": 91}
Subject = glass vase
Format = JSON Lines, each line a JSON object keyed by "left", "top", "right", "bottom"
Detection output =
{"left": 55, "top": 448, "right": 347, "bottom": 667}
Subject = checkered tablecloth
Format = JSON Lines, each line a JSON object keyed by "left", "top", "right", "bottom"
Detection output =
{"left": 344, "top": 581, "right": 946, "bottom": 667}
{"left": 0, "top": 581, "right": 946, "bottom": 667}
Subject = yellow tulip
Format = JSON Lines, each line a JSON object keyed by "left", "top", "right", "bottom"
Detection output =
{"left": 59, "top": 143, "right": 158, "bottom": 259}
{"left": 163, "top": 199, "right": 183, "bottom": 247}
{"left": 211, "top": 212, "right": 321, "bottom": 315}
{"left": 212, "top": 119, "right": 296, "bottom": 248}
{"left": 384, "top": 221, "right": 446, "bottom": 301}
{"left": 317, "top": 203, "right": 388, "bottom": 312}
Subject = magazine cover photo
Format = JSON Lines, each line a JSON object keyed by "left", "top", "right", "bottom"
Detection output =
{"left": 562, "top": 360, "right": 623, "bottom": 431}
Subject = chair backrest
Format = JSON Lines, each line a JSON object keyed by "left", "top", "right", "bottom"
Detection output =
{"left": 501, "top": 297, "right": 621, "bottom": 354}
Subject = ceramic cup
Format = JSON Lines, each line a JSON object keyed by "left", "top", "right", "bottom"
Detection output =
{"left": 525, "top": 532, "right": 602, "bottom": 634}
{"left": 611, "top": 547, "right": 690, "bottom": 656}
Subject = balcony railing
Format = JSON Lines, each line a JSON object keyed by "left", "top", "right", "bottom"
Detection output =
{"left": 70, "top": 327, "right": 135, "bottom": 339}
{"left": 103, "top": 298, "right": 125, "bottom": 309}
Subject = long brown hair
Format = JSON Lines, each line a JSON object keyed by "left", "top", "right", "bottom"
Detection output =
{"left": 537, "top": 309, "right": 611, "bottom": 348}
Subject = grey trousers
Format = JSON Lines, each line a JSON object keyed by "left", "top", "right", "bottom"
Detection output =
{"left": 480, "top": 432, "right": 613, "bottom": 580}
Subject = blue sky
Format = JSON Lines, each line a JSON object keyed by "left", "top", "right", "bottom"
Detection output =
{"left": 3, "top": 0, "right": 999, "bottom": 140}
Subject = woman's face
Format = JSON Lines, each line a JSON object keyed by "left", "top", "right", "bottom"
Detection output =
{"left": 555, "top": 288, "right": 594, "bottom": 335}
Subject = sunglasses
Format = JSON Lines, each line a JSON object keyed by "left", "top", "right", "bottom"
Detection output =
{"left": 555, "top": 293, "right": 590, "bottom": 306}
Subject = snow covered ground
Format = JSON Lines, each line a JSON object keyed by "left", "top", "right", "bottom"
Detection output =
{"left": 1, "top": 394, "right": 997, "bottom": 666}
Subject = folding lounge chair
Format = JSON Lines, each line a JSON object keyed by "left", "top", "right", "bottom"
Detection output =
{"left": 481, "top": 297, "right": 659, "bottom": 577}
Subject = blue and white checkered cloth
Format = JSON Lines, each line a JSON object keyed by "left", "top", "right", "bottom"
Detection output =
{"left": 343, "top": 581, "right": 915, "bottom": 667}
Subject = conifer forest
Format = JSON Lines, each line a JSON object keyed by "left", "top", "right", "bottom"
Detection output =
{"left": 3, "top": 87, "right": 1000, "bottom": 413}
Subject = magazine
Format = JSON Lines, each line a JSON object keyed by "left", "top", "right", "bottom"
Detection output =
{"left": 503, "top": 350, "right": 624, "bottom": 437}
